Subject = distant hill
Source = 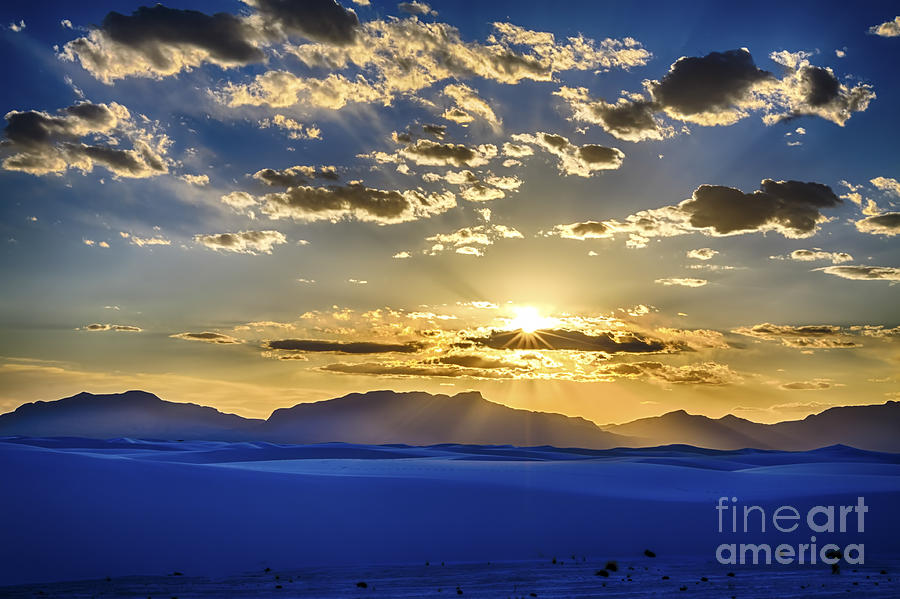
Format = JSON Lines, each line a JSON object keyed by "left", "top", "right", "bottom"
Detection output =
{"left": 600, "top": 401, "right": 900, "bottom": 452}
{"left": 260, "top": 390, "right": 628, "bottom": 448}
{"left": 0, "top": 391, "right": 262, "bottom": 440}
{"left": 0, "top": 389, "right": 628, "bottom": 449}
{"left": 1, "top": 390, "right": 897, "bottom": 452}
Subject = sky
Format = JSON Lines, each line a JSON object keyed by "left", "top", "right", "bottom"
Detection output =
{"left": 0, "top": 0, "right": 898, "bottom": 425}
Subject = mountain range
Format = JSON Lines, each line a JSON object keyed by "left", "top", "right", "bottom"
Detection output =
{"left": 0, "top": 390, "right": 897, "bottom": 452}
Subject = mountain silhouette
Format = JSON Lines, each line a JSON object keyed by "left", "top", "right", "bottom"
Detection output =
{"left": 1, "top": 390, "right": 897, "bottom": 451}
{"left": 0, "top": 389, "right": 628, "bottom": 449}
{"left": 600, "top": 401, "right": 900, "bottom": 452}
{"left": 260, "top": 390, "right": 626, "bottom": 447}
{"left": 0, "top": 390, "right": 262, "bottom": 440}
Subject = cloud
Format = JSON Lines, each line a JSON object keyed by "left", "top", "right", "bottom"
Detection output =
{"left": 650, "top": 49, "right": 772, "bottom": 124}
{"left": 8, "top": 20, "right": 25, "bottom": 33}
{"left": 425, "top": 224, "right": 523, "bottom": 256}
{"left": 855, "top": 213, "right": 900, "bottom": 236}
{"left": 595, "top": 361, "right": 740, "bottom": 385}
{"left": 170, "top": 332, "right": 241, "bottom": 344}
{"left": 761, "top": 51, "right": 876, "bottom": 126}
{"left": 816, "top": 265, "right": 900, "bottom": 282}
{"left": 1, "top": 102, "right": 169, "bottom": 178}
{"left": 558, "top": 49, "right": 874, "bottom": 139}
{"left": 573, "top": 179, "right": 842, "bottom": 247}
{"left": 220, "top": 191, "right": 259, "bottom": 210}
{"left": 555, "top": 87, "right": 672, "bottom": 142}
{"left": 780, "top": 380, "right": 832, "bottom": 390}
{"left": 511, "top": 132, "right": 623, "bottom": 176}
{"left": 254, "top": 183, "right": 455, "bottom": 224}
{"left": 442, "top": 83, "right": 500, "bottom": 128}
{"left": 398, "top": 2, "right": 437, "bottom": 17}
{"left": 542, "top": 221, "right": 614, "bottom": 240}
{"left": 266, "top": 339, "right": 423, "bottom": 353}
{"left": 366, "top": 139, "right": 498, "bottom": 168}
{"left": 83, "top": 323, "right": 142, "bottom": 332}
{"left": 225, "top": 19, "right": 649, "bottom": 109}
{"left": 194, "top": 230, "right": 287, "bottom": 254}
{"left": 852, "top": 325, "right": 900, "bottom": 339}
{"left": 432, "top": 354, "right": 524, "bottom": 369}
{"left": 180, "top": 173, "right": 209, "bottom": 186}
{"left": 421, "top": 124, "right": 446, "bottom": 138}
{"left": 259, "top": 115, "right": 322, "bottom": 140}
{"left": 502, "top": 142, "right": 534, "bottom": 158}
{"left": 423, "top": 170, "right": 520, "bottom": 203}
{"left": 468, "top": 328, "right": 670, "bottom": 354}
{"left": 252, "top": 165, "right": 339, "bottom": 187}
{"left": 686, "top": 248, "right": 718, "bottom": 260}
{"left": 248, "top": 0, "right": 360, "bottom": 45}
{"left": 871, "top": 176, "right": 900, "bottom": 196}
{"left": 121, "top": 232, "right": 171, "bottom": 247}
{"left": 731, "top": 323, "right": 861, "bottom": 349}
{"left": 655, "top": 278, "right": 708, "bottom": 287}
{"left": 60, "top": 5, "right": 264, "bottom": 83}
{"left": 320, "top": 361, "right": 517, "bottom": 379}
{"left": 869, "top": 16, "right": 900, "bottom": 37}
{"left": 769, "top": 249, "right": 853, "bottom": 263}
{"left": 60, "top": 1, "right": 360, "bottom": 82}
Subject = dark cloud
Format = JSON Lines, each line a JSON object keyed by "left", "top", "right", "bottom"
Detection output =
{"left": 78, "top": 144, "right": 165, "bottom": 176}
{"left": 251, "top": 0, "right": 359, "bottom": 45}
{"left": 1, "top": 102, "right": 168, "bottom": 177}
{"left": 99, "top": 5, "right": 263, "bottom": 65}
{"left": 560, "top": 49, "right": 873, "bottom": 138}
{"left": 570, "top": 222, "right": 609, "bottom": 237}
{"left": 511, "top": 132, "right": 623, "bottom": 176}
{"left": 422, "top": 124, "right": 447, "bottom": 138}
{"left": 62, "top": 1, "right": 359, "bottom": 81}
{"left": 590, "top": 100, "right": 661, "bottom": 141}
{"left": 578, "top": 145, "right": 621, "bottom": 164}
{"left": 433, "top": 355, "right": 522, "bottom": 369}
{"left": 468, "top": 328, "right": 670, "bottom": 354}
{"left": 399, "top": 140, "right": 494, "bottom": 167}
{"left": 856, "top": 212, "right": 900, "bottom": 236}
{"left": 799, "top": 65, "right": 840, "bottom": 107}
{"left": 548, "top": 179, "right": 842, "bottom": 246}
{"left": 84, "top": 323, "right": 142, "bottom": 332}
{"left": 259, "top": 183, "right": 455, "bottom": 223}
{"left": 194, "top": 230, "right": 287, "bottom": 255}
{"left": 680, "top": 179, "right": 840, "bottom": 236}
{"left": 542, "top": 220, "right": 613, "bottom": 240}
{"left": 398, "top": 2, "right": 436, "bottom": 17}
{"left": 252, "top": 165, "right": 339, "bottom": 187}
{"left": 649, "top": 49, "right": 772, "bottom": 117}
{"left": 170, "top": 332, "right": 241, "bottom": 344}
{"left": 267, "top": 339, "right": 423, "bottom": 353}
{"left": 320, "top": 362, "right": 515, "bottom": 379}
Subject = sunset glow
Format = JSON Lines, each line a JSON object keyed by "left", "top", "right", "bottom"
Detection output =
{"left": 0, "top": 0, "right": 897, "bottom": 427}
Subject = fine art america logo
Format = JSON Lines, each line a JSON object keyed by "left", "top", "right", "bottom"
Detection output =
{"left": 715, "top": 497, "right": 868, "bottom": 565}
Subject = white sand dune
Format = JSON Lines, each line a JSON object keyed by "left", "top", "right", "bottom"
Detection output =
{"left": 1, "top": 437, "right": 898, "bottom": 590}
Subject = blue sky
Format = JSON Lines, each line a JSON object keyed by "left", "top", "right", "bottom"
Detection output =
{"left": 1, "top": 0, "right": 898, "bottom": 423}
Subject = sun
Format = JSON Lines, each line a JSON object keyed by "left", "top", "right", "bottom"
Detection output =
{"left": 507, "top": 306, "right": 555, "bottom": 333}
